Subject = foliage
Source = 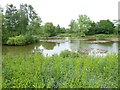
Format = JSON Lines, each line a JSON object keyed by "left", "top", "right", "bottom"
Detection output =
{"left": 25, "top": 35, "right": 39, "bottom": 44}
{"left": 69, "top": 19, "right": 78, "bottom": 33}
{"left": 7, "top": 35, "right": 26, "bottom": 45}
{"left": 68, "top": 15, "right": 92, "bottom": 37}
{"left": 95, "top": 34, "right": 117, "bottom": 40}
{"left": 55, "top": 25, "right": 65, "bottom": 34}
{"left": 2, "top": 4, "right": 42, "bottom": 45}
{"left": 6, "top": 35, "right": 39, "bottom": 46}
{"left": 0, "top": 7, "right": 2, "bottom": 44}
{"left": 2, "top": 51, "right": 118, "bottom": 88}
{"left": 60, "top": 50, "right": 80, "bottom": 58}
{"left": 77, "top": 15, "right": 92, "bottom": 36}
{"left": 58, "top": 33, "right": 81, "bottom": 37}
{"left": 86, "top": 22, "right": 97, "bottom": 35}
{"left": 43, "top": 22, "right": 56, "bottom": 37}
{"left": 96, "top": 20, "right": 114, "bottom": 34}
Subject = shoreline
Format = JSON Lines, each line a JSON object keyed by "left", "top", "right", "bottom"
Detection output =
{"left": 40, "top": 36, "right": 120, "bottom": 43}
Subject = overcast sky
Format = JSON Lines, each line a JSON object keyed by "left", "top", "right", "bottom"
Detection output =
{"left": 0, "top": 0, "right": 119, "bottom": 28}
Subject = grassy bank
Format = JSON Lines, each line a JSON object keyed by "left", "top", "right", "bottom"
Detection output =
{"left": 95, "top": 34, "right": 118, "bottom": 40}
{"left": 58, "top": 33, "right": 118, "bottom": 38}
{"left": 2, "top": 51, "right": 118, "bottom": 88}
{"left": 58, "top": 33, "right": 80, "bottom": 37}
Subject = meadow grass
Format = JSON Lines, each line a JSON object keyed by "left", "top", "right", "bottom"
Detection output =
{"left": 2, "top": 51, "right": 118, "bottom": 88}
{"left": 95, "top": 34, "right": 118, "bottom": 40}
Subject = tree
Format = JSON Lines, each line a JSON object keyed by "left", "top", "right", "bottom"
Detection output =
{"left": 77, "top": 15, "right": 92, "bottom": 36}
{"left": 43, "top": 22, "right": 56, "bottom": 37}
{"left": 69, "top": 19, "right": 78, "bottom": 33}
{"left": 55, "top": 24, "right": 61, "bottom": 34}
{"left": 27, "top": 17, "right": 42, "bottom": 35}
{"left": 60, "top": 27, "right": 66, "bottom": 33}
{"left": 96, "top": 20, "right": 114, "bottom": 34}
{"left": 4, "top": 4, "right": 18, "bottom": 37}
{"left": 16, "top": 4, "right": 29, "bottom": 35}
{"left": 17, "top": 4, "right": 42, "bottom": 35}
{"left": 0, "top": 6, "right": 3, "bottom": 44}
{"left": 86, "top": 22, "right": 97, "bottom": 35}
{"left": 55, "top": 24, "right": 66, "bottom": 34}
{"left": 2, "top": 4, "right": 42, "bottom": 45}
{"left": 2, "top": 4, "right": 19, "bottom": 44}
{"left": 26, "top": 5, "right": 42, "bottom": 35}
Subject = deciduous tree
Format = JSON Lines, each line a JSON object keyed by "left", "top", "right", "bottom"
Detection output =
{"left": 77, "top": 15, "right": 92, "bottom": 36}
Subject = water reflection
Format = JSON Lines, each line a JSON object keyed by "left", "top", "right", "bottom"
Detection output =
{"left": 2, "top": 38, "right": 119, "bottom": 56}
{"left": 39, "top": 42, "right": 71, "bottom": 56}
{"left": 40, "top": 42, "right": 56, "bottom": 50}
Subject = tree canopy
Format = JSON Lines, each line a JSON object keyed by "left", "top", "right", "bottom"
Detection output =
{"left": 96, "top": 20, "right": 114, "bottom": 34}
{"left": 69, "top": 15, "right": 92, "bottom": 36}
{"left": 2, "top": 4, "right": 42, "bottom": 45}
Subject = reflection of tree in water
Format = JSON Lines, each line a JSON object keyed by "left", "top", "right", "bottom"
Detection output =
{"left": 70, "top": 40, "right": 81, "bottom": 52}
{"left": 2, "top": 45, "right": 34, "bottom": 55}
{"left": 70, "top": 40, "right": 91, "bottom": 52}
{"left": 41, "top": 42, "right": 56, "bottom": 50}
{"left": 2, "top": 42, "right": 41, "bottom": 55}
{"left": 57, "top": 43, "right": 60, "bottom": 46}
{"left": 98, "top": 42, "right": 113, "bottom": 46}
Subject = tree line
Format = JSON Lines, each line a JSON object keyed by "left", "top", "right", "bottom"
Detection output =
{"left": 0, "top": 4, "right": 119, "bottom": 45}
{"left": 69, "top": 15, "right": 119, "bottom": 36}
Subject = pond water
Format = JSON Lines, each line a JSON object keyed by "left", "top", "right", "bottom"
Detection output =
{"left": 2, "top": 37, "right": 119, "bottom": 56}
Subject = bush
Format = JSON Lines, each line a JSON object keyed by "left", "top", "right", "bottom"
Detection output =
{"left": 6, "top": 37, "right": 14, "bottom": 45}
{"left": 60, "top": 50, "right": 80, "bottom": 58}
{"left": 6, "top": 35, "right": 39, "bottom": 46}
{"left": 7, "top": 35, "right": 26, "bottom": 45}
{"left": 32, "top": 35, "right": 39, "bottom": 42}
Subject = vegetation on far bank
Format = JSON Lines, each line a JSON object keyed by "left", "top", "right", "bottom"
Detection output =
{"left": 2, "top": 50, "right": 118, "bottom": 88}
{"left": 1, "top": 4, "right": 120, "bottom": 46}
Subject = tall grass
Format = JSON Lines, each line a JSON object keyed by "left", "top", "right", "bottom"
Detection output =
{"left": 58, "top": 33, "right": 79, "bottom": 37}
{"left": 95, "top": 34, "right": 118, "bottom": 40}
{"left": 2, "top": 51, "right": 118, "bottom": 88}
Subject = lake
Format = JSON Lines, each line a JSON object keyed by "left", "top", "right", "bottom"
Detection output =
{"left": 2, "top": 37, "right": 119, "bottom": 56}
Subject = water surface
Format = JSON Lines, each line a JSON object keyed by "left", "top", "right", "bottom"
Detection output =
{"left": 2, "top": 37, "right": 119, "bottom": 56}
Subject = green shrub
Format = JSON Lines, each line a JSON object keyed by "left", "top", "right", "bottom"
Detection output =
{"left": 6, "top": 35, "right": 39, "bottom": 46}
{"left": 25, "top": 35, "right": 34, "bottom": 44}
{"left": 15, "top": 35, "right": 26, "bottom": 45}
{"left": 32, "top": 35, "right": 39, "bottom": 42}
{"left": 7, "top": 35, "right": 26, "bottom": 45}
{"left": 6, "top": 37, "right": 15, "bottom": 45}
{"left": 60, "top": 50, "right": 80, "bottom": 58}
{"left": 25, "top": 35, "right": 39, "bottom": 44}
{"left": 60, "top": 50, "right": 71, "bottom": 57}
